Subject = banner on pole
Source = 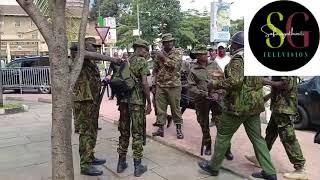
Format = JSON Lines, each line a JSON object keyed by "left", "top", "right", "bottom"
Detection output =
{"left": 210, "top": 2, "right": 231, "bottom": 42}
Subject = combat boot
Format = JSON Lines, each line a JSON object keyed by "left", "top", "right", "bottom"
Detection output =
{"left": 117, "top": 154, "right": 128, "bottom": 173}
{"left": 204, "top": 141, "right": 212, "bottom": 156}
{"left": 176, "top": 124, "right": 184, "bottom": 139}
{"left": 252, "top": 171, "right": 277, "bottom": 180}
{"left": 81, "top": 165, "right": 103, "bottom": 176}
{"left": 90, "top": 158, "right": 106, "bottom": 165}
{"left": 134, "top": 159, "right": 147, "bottom": 177}
{"left": 283, "top": 167, "right": 308, "bottom": 180}
{"left": 245, "top": 155, "right": 260, "bottom": 167}
{"left": 152, "top": 125, "right": 164, "bottom": 137}
{"left": 225, "top": 147, "right": 234, "bottom": 160}
{"left": 198, "top": 161, "right": 219, "bottom": 176}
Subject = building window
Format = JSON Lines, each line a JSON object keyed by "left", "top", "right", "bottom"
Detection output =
{"left": 32, "top": 32, "right": 38, "bottom": 39}
{"left": 17, "top": 33, "right": 23, "bottom": 39}
{"left": 15, "top": 19, "right": 21, "bottom": 27}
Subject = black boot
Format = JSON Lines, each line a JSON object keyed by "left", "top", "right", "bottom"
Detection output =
{"left": 204, "top": 142, "right": 212, "bottom": 156}
{"left": 252, "top": 171, "right": 277, "bottom": 180}
{"left": 81, "top": 165, "right": 103, "bottom": 176}
{"left": 198, "top": 161, "right": 219, "bottom": 176}
{"left": 117, "top": 155, "right": 128, "bottom": 173}
{"left": 225, "top": 147, "right": 234, "bottom": 160}
{"left": 134, "top": 159, "right": 147, "bottom": 177}
{"left": 176, "top": 124, "right": 184, "bottom": 139}
{"left": 90, "top": 158, "right": 106, "bottom": 165}
{"left": 152, "top": 125, "right": 164, "bottom": 137}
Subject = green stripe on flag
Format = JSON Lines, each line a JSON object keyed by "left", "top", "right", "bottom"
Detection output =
{"left": 98, "top": 16, "right": 104, "bottom": 27}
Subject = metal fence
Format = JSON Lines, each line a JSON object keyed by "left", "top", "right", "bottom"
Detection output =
{"left": 1, "top": 67, "right": 51, "bottom": 89}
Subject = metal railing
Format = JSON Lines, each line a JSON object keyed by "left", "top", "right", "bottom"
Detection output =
{"left": 1, "top": 67, "right": 51, "bottom": 90}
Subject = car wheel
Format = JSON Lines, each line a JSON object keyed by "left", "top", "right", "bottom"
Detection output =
{"left": 38, "top": 84, "right": 51, "bottom": 94}
{"left": 295, "top": 105, "right": 309, "bottom": 130}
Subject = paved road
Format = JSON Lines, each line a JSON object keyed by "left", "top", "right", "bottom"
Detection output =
{"left": 0, "top": 100, "right": 243, "bottom": 180}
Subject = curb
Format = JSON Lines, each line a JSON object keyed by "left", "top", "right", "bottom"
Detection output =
{"left": 0, "top": 104, "right": 29, "bottom": 115}
{"left": 5, "top": 97, "right": 24, "bottom": 101}
{"left": 38, "top": 98, "right": 52, "bottom": 104}
{"left": 101, "top": 116, "right": 247, "bottom": 179}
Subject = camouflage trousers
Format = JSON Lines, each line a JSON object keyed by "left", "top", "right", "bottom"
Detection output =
{"left": 265, "top": 112, "right": 306, "bottom": 169}
{"left": 210, "top": 113, "right": 276, "bottom": 176}
{"left": 155, "top": 86, "right": 183, "bottom": 125}
{"left": 73, "top": 101, "right": 99, "bottom": 171}
{"left": 117, "top": 102, "right": 145, "bottom": 159}
{"left": 195, "top": 99, "right": 211, "bottom": 146}
{"left": 210, "top": 101, "right": 222, "bottom": 124}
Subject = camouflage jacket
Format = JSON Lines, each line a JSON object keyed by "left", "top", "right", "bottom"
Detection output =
{"left": 181, "top": 60, "right": 191, "bottom": 87}
{"left": 207, "top": 59, "right": 223, "bottom": 80}
{"left": 213, "top": 49, "right": 265, "bottom": 116}
{"left": 153, "top": 48, "right": 183, "bottom": 87}
{"left": 128, "top": 54, "right": 150, "bottom": 106}
{"left": 73, "top": 60, "right": 101, "bottom": 103}
{"left": 188, "top": 62, "right": 208, "bottom": 101}
{"left": 270, "top": 76, "right": 297, "bottom": 115}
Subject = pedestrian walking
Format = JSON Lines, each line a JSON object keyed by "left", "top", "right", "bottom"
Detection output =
{"left": 206, "top": 47, "right": 234, "bottom": 160}
{"left": 245, "top": 76, "right": 307, "bottom": 180}
{"left": 198, "top": 31, "right": 277, "bottom": 180}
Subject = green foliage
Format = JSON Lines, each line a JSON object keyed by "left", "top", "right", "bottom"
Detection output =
{"left": 0, "top": 103, "right": 22, "bottom": 110}
{"left": 175, "top": 13, "right": 210, "bottom": 48}
{"left": 90, "top": 0, "right": 242, "bottom": 49}
{"left": 230, "top": 19, "right": 244, "bottom": 36}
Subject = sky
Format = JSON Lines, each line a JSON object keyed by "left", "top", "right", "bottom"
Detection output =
{"left": 0, "top": 0, "right": 244, "bottom": 20}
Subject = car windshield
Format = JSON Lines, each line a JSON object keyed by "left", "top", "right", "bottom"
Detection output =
{"left": 6, "top": 61, "right": 21, "bottom": 68}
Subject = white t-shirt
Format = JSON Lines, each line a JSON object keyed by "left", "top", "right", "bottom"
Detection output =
{"left": 215, "top": 55, "right": 231, "bottom": 72}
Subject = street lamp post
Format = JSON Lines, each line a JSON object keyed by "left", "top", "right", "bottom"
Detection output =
{"left": 137, "top": 2, "right": 141, "bottom": 38}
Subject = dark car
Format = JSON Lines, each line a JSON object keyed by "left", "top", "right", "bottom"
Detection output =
{"left": 6, "top": 56, "right": 50, "bottom": 68}
{"left": 2, "top": 56, "right": 51, "bottom": 94}
{"left": 295, "top": 76, "right": 320, "bottom": 129}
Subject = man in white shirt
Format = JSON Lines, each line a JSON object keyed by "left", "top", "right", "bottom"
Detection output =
{"left": 214, "top": 42, "right": 231, "bottom": 72}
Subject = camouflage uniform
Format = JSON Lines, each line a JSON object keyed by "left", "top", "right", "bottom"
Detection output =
{"left": 73, "top": 59, "right": 101, "bottom": 172}
{"left": 207, "top": 49, "right": 276, "bottom": 176}
{"left": 188, "top": 60, "right": 221, "bottom": 147}
{"left": 117, "top": 54, "right": 149, "bottom": 159}
{"left": 153, "top": 47, "right": 183, "bottom": 125}
{"left": 207, "top": 59, "right": 224, "bottom": 125}
{"left": 266, "top": 76, "right": 305, "bottom": 169}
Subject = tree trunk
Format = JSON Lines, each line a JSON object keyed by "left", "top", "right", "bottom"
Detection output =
{"left": 50, "top": 47, "right": 74, "bottom": 180}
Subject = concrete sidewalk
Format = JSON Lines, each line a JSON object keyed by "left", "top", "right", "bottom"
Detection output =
{"left": 0, "top": 100, "right": 241, "bottom": 180}
{"left": 99, "top": 95, "right": 320, "bottom": 180}
{"left": 3, "top": 93, "right": 319, "bottom": 179}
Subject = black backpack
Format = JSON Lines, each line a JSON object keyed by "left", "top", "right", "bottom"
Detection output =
{"left": 110, "top": 61, "right": 137, "bottom": 97}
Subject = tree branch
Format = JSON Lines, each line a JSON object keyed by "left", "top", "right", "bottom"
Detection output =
{"left": 69, "top": 0, "right": 90, "bottom": 88}
{"left": 16, "top": 0, "right": 53, "bottom": 44}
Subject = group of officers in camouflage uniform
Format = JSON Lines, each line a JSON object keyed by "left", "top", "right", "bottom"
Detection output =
{"left": 71, "top": 31, "right": 308, "bottom": 179}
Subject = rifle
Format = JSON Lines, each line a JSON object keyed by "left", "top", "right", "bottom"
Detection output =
{"left": 200, "top": 138, "right": 204, "bottom": 156}
{"left": 98, "top": 78, "right": 108, "bottom": 104}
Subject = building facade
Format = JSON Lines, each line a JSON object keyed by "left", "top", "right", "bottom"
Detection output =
{"left": 0, "top": 5, "right": 48, "bottom": 61}
{"left": 0, "top": 4, "right": 97, "bottom": 62}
